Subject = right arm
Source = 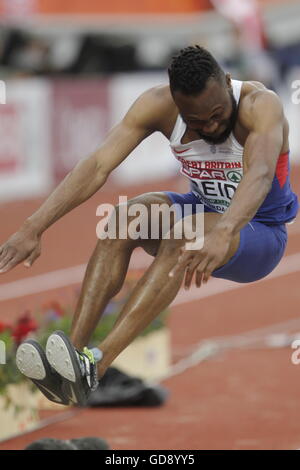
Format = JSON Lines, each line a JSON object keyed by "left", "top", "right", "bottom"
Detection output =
{"left": 0, "top": 86, "right": 166, "bottom": 273}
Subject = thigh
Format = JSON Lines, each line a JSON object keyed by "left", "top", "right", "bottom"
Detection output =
{"left": 212, "top": 221, "right": 287, "bottom": 283}
{"left": 155, "top": 210, "right": 240, "bottom": 266}
{"left": 138, "top": 191, "right": 240, "bottom": 261}
{"left": 122, "top": 191, "right": 175, "bottom": 257}
{"left": 139, "top": 191, "right": 287, "bottom": 284}
{"left": 134, "top": 190, "right": 209, "bottom": 257}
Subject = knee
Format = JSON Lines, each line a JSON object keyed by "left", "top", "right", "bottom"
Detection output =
{"left": 96, "top": 192, "right": 173, "bottom": 246}
{"left": 157, "top": 237, "right": 184, "bottom": 257}
{"left": 114, "top": 199, "right": 149, "bottom": 242}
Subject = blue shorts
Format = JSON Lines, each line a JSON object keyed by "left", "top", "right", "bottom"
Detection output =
{"left": 164, "top": 190, "right": 288, "bottom": 283}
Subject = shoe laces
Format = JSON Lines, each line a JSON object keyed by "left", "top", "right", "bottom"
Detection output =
{"left": 76, "top": 347, "right": 95, "bottom": 378}
{"left": 83, "top": 347, "right": 95, "bottom": 365}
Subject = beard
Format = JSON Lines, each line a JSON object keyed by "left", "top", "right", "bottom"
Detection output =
{"left": 195, "top": 90, "right": 238, "bottom": 145}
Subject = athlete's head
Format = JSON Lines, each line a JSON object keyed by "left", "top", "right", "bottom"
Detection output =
{"left": 168, "top": 45, "right": 238, "bottom": 145}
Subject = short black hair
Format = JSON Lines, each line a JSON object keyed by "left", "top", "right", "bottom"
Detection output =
{"left": 168, "top": 45, "right": 225, "bottom": 96}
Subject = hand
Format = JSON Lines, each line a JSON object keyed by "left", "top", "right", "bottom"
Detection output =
{"left": 169, "top": 230, "right": 233, "bottom": 289}
{"left": 0, "top": 227, "right": 42, "bottom": 273}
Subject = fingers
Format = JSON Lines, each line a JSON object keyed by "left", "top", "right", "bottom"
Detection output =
{"left": 202, "top": 266, "right": 213, "bottom": 284}
{"left": 0, "top": 246, "right": 8, "bottom": 264}
{"left": 195, "top": 259, "right": 216, "bottom": 287}
{"left": 185, "top": 263, "right": 202, "bottom": 289}
{"left": 169, "top": 249, "right": 205, "bottom": 288}
{"left": 184, "top": 255, "right": 214, "bottom": 289}
{"left": 0, "top": 246, "right": 15, "bottom": 273}
{"left": 183, "top": 265, "right": 193, "bottom": 290}
{"left": 169, "top": 245, "right": 214, "bottom": 289}
{"left": 24, "top": 246, "right": 40, "bottom": 268}
{"left": 0, "top": 248, "right": 40, "bottom": 273}
{"left": 169, "top": 250, "right": 192, "bottom": 278}
{"left": 0, "top": 257, "right": 21, "bottom": 273}
{"left": 0, "top": 239, "right": 41, "bottom": 273}
{"left": 0, "top": 250, "right": 21, "bottom": 273}
{"left": 195, "top": 269, "right": 204, "bottom": 288}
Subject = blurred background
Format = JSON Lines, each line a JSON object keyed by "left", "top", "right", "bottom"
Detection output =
{"left": 0, "top": 0, "right": 299, "bottom": 200}
{"left": 0, "top": 0, "right": 300, "bottom": 451}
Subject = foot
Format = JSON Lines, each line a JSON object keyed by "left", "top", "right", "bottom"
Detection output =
{"left": 46, "top": 331, "right": 98, "bottom": 407}
{"left": 16, "top": 339, "right": 70, "bottom": 406}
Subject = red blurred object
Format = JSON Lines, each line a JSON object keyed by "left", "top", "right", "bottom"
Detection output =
{"left": 0, "top": 321, "right": 12, "bottom": 334}
{"left": 12, "top": 311, "right": 38, "bottom": 345}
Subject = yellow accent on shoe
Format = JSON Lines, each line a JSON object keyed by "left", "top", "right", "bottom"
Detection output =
{"left": 83, "top": 347, "right": 95, "bottom": 365}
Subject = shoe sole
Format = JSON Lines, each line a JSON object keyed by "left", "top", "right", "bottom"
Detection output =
{"left": 16, "top": 340, "right": 70, "bottom": 405}
{"left": 16, "top": 341, "right": 46, "bottom": 380}
{"left": 46, "top": 331, "right": 88, "bottom": 406}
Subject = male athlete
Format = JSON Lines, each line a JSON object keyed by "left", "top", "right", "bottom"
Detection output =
{"left": 0, "top": 46, "right": 298, "bottom": 406}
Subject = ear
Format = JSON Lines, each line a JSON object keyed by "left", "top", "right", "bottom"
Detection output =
{"left": 225, "top": 73, "right": 232, "bottom": 88}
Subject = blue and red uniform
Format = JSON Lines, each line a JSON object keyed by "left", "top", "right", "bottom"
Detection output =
{"left": 165, "top": 151, "right": 298, "bottom": 283}
{"left": 164, "top": 80, "right": 299, "bottom": 283}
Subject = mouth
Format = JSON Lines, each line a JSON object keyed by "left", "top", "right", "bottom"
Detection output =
{"left": 202, "top": 131, "right": 219, "bottom": 138}
{"left": 198, "top": 130, "right": 222, "bottom": 139}
{"left": 196, "top": 124, "right": 232, "bottom": 145}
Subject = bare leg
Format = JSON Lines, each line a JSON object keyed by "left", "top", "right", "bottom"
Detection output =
{"left": 96, "top": 237, "right": 185, "bottom": 377}
{"left": 96, "top": 212, "right": 240, "bottom": 377}
{"left": 70, "top": 237, "right": 138, "bottom": 350}
{"left": 70, "top": 192, "right": 173, "bottom": 350}
{"left": 69, "top": 190, "right": 240, "bottom": 379}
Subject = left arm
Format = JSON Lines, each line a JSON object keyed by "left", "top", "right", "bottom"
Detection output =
{"left": 170, "top": 91, "right": 285, "bottom": 287}
{"left": 216, "top": 91, "right": 284, "bottom": 237}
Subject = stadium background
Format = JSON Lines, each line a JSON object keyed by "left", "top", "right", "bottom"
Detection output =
{"left": 0, "top": 0, "right": 300, "bottom": 450}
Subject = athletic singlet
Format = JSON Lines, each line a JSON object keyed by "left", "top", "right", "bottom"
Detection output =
{"left": 169, "top": 79, "right": 299, "bottom": 225}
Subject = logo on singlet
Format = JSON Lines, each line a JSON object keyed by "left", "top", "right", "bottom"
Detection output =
{"left": 174, "top": 147, "right": 192, "bottom": 154}
{"left": 227, "top": 171, "right": 242, "bottom": 183}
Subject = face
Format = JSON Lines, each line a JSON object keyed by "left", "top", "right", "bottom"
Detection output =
{"left": 172, "top": 77, "right": 238, "bottom": 145}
